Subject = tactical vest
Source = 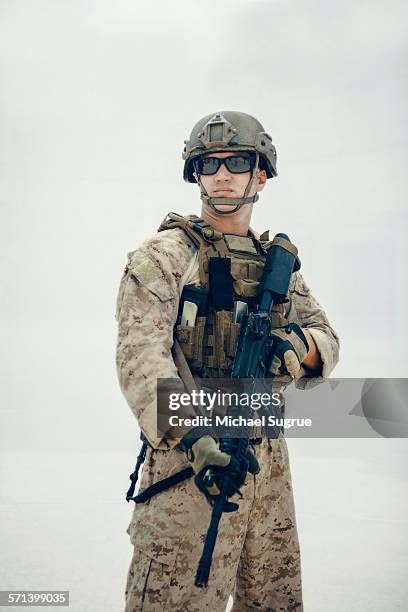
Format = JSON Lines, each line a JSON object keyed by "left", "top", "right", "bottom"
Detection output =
{"left": 158, "top": 212, "right": 289, "bottom": 379}
{"left": 125, "top": 213, "right": 295, "bottom": 505}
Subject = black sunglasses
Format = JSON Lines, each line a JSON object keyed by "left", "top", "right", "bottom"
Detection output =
{"left": 195, "top": 154, "right": 255, "bottom": 176}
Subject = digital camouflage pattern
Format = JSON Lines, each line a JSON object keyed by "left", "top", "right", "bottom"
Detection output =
{"left": 125, "top": 438, "right": 302, "bottom": 611}
{"left": 116, "top": 226, "right": 339, "bottom": 449}
{"left": 116, "top": 228, "right": 197, "bottom": 450}
{"left": 116, "top": 225, "right": 340, "bottom": 610}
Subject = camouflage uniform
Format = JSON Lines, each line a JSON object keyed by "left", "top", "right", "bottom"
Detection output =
{"left": 116, "top": 225, "right": 339, "bottom": 611}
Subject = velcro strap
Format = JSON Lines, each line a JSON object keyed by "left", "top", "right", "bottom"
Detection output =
{"left": 248, "top": 262, "right": 258, "bottom": 280}
{"left": 207, "top": 335, "right": 215, "bottom": 347}
{"left": 270, "top": 236, "right": 298, "bottom": 257}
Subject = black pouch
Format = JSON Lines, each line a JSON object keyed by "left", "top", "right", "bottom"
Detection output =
{"left": 208, "top": 257, "right": 234, "bottom": 310}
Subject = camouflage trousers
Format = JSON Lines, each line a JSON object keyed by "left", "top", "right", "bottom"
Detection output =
{"left": 125, "top": 437, "right": 303, "bottom": 611}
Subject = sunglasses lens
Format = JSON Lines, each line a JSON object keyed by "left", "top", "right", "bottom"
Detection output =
{"left": 197, "top": 157, "right": 220, "bottom": 175}
{"left": 224, "top": 156, "right": 253, "bottom": 173}
{"left": 196, "top": 154, "right": 254, "bottom": 175}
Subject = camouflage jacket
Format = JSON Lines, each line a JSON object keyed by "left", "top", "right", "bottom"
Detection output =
{"left": 116, "top": 226, "right": 339, "bottom": 450}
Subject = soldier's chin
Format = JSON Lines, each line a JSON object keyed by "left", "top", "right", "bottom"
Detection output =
{"left": 213, "top": 204, "right": 239, "bottom": 213}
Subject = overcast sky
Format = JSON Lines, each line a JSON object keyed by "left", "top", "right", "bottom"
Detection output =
{"left": 1, "top": 0, "right": 407, "bottom": 451}
{"left": 1, "top": 6, "right": 407, "bottom": 609}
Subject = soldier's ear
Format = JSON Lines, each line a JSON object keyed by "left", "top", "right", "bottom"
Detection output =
{"left": 257, "top": 170, "right": 267, "bottom": 192}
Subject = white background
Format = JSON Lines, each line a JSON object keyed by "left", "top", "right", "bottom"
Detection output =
{"left": 1, "top": 1, "right": 407, "bottom": 610}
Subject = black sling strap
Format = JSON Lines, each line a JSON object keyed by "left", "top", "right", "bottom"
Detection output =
{"left": 126, "top": 434, "right": 194, "bottom": 504}
{"left": 126, "top": 439, "right": 148, "bottom": 502}
{"left": 128, "top": 466, "right": 194, "bottom": 504}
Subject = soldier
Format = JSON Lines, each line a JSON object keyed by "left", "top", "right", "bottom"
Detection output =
{"left": 116, "top": 111, "right": 339, "bottom": 611}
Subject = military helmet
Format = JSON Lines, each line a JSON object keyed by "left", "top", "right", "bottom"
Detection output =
{"left": 182, "top": 111, "right": 277, "bottom": 183}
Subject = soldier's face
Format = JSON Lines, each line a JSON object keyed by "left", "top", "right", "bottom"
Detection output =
{"left": 198, "top": 152, "right": 266, "bottom": 204}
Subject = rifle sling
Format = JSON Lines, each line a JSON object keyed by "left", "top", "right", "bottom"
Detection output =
{"left": 127, "top": 466, "right": 194, "bottom": 504}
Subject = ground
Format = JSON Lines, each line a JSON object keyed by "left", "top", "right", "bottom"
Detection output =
{"left": 1, "top": 440, "right": 407, "bottom": 611}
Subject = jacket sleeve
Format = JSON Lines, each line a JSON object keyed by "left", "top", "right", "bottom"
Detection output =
{"left": 115, "top": 228, "right": 196, "bottom": 449}
{"left": 287, "top": 272, "right": 340, "bottom": 389}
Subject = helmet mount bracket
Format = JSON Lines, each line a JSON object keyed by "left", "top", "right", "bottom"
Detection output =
{"left": 198, "top": 113, "right": 238, "bottom": 149}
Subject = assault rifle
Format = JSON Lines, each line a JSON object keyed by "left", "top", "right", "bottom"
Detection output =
{"left": 195, "top": 233, "right": 300, "bottom": 587}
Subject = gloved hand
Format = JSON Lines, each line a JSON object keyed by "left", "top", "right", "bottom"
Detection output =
{"left": 190, "top": 435, "right": 236, "bottom": 495}
{"left": 182, "top": 432, "right": 259, "bottom": 510}
{"left": 269, "top": 322, "right": 309, "bottom": 378}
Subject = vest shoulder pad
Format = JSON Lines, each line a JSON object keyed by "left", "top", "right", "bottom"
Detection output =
{"left": 158, "top": 212, "right": 223, "bottom": 245}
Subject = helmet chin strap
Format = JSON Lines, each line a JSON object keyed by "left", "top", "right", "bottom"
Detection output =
{"left": 194, "top": 153, "right": 260, "bottom": 215}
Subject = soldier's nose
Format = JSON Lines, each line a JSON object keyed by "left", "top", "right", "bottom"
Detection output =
{"left": 215, "top": 165, "right": 231, "bottom": 181}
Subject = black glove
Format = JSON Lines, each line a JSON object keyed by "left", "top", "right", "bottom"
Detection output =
{"left": 180, "top": 428, "right": 260, "bottom": 511}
